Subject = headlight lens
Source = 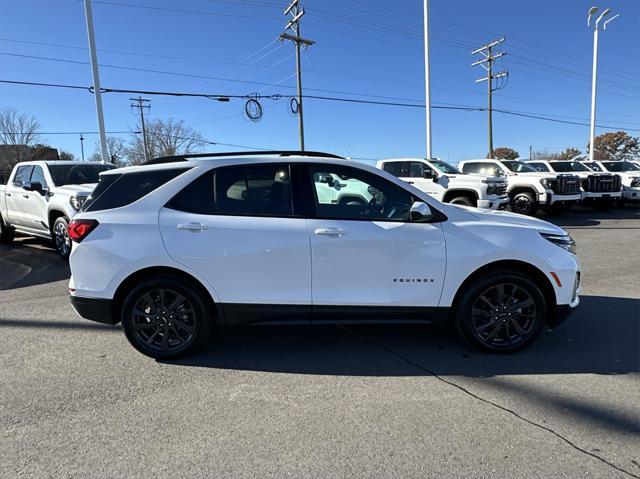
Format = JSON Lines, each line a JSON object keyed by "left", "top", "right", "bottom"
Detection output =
{"left": 539, "top": 178, "right": 551, "bottom": 188}
{"left": 541, "top": 232, "right": 577, "bottom": 254}
{"left": 70, "top": 195, "right": 87, "bottom": 211}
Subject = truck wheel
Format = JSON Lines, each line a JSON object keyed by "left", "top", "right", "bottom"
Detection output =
{"left": 510, "top": 192, "right": 538, "bottom": 216}
{"left": 52, "top": 216, "right": 71, "bottom": 259}
{"left": 455, "top": 270, "right": 546, "bottom": 353}
{"left": 0, "top": 214, "right": 15, "bottom": 244}
{"left": 120, "top": 276, "right": 212, "bottom": 359}
{"left": 449, "top": 196, "right": 475, "bottom": 207}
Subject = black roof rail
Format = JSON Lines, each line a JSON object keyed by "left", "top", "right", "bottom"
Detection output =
{"left": 144, "top": 150, "right": 345, "bottom": 165}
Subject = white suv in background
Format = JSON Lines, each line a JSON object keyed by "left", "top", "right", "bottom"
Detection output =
{"left": 458, "top": 159, "right": 582, "bottom": 216}
{"left": 377, "top": 158, "right": 509, "bottom": 209}
{"left": 68, "top": 151, "right": 580, "bottom": 359}
{"left": 582, "top": 160, "right": 640, "bottom": 203}
{"left": 527, "top": 159, "right": 622, "bottom": 204}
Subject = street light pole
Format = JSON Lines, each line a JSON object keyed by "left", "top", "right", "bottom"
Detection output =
{"left": 587, "top": 6, "right": 619, "bottom": 161}
{"left": 423, "top": 0, "right": 432, "bottom": 159}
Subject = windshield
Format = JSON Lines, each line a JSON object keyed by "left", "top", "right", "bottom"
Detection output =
{"left": 48, "top": 163, "right": 116, "bottom": 186}
{"left": 602, "top": 161, "right": 640, "bottom": 172}
{"left": 501, "top": 160, "right": 538, "bottom": 173}
{"left": 429, "top": 159, "right": 461, "bottom": 174}
{"left": 583, "top": 162, "right": 602, "bottom": 172}
{"left": 551, "top": 161, "right": 590, "bottom": 172}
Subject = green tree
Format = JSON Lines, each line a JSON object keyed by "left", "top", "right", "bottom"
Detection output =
{"left": 589, "top": 131, "right": 640, "bottom": 161}
{"left": 492, "top": 147, "right": 519, "bottom": 160}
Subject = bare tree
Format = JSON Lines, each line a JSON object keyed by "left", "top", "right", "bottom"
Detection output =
{"left": 90, "top": 136, "right": 129, "bottom": 166}
{"left": 59, "top": 150, "right": 77, "bottom": 161}
{"left": 0, "top": 107, "right": 42, "bottom": 146}
{"left": 128, "top": 118, "right": 205, "bottom": 164}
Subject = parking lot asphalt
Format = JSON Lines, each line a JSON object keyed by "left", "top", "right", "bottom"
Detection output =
{"left": 1, "top": 206, "right": 639, "bottom": 478}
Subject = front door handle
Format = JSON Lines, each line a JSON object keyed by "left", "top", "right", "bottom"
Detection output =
{"left": 314, "top": 228, "right": 347, "bottom": 237}
{"left": 177, "top": 222, "right": 209, "bottom": 232}
{"left": 22, "top": 194, "right": 29, "bottom": 199}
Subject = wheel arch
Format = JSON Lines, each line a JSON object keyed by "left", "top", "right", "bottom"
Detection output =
{"left": 442, "top": 189, "right": 479, "bottom": 204}
{"left": 508, "top": 186, "right": 537, "bottom": 198}
{"left": 450, "top": 259, "right": 556, "bottom": 325}
{"left": 48, "top": 208, "right": 68, "bottom": 232}
{"left": 111, "top": 266, "right": 223, "bottom": 326}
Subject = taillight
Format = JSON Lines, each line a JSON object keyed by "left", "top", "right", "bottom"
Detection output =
{"left": 68, "top": 219, "right": 99, "bottom": 243}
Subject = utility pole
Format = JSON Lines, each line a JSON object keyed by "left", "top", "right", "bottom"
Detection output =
{"left": 130, "top": 96, "right": 151, "bottom": 163}
{"left": 472, "top": 37, "right": 507, "bottom": 159}
{"left": 279, "top": 0, "right": 314, "bottom": 151}
{"left": 587, "top": 7, "right": 619, "bottom": 161}
{"left": 83, "top": 0, "right": 108, "bottom": 164}
{"left": 423, "top": 0, "right": 432, "bottom": 159}
{"left": 80, "top": 134, "right": 85, "bottom": 162}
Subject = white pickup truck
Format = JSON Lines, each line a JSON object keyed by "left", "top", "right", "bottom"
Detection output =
{"left": 458, "top": 159, "right": 582, "bottom": 216}
{"left": 527, "top": 159, "right": 622, "bottom": 204}
{"left": 581, "top": 160, "right": 640, "bottom": 203}
{"left": 0, "top": 160, "right": 115, "bottom": 258}
{"left": 377, "top": 158, "right": 509, "bottom": 209}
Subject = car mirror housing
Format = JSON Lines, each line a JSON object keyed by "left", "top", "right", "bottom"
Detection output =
{"left": 410, "top": 201, "right": 433, "bottom": 222}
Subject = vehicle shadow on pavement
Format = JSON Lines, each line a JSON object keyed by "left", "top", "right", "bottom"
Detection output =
{"left": 0, "top": 237, "right": 69, "bottom": 290}
{"left": 541, "top": 204, "right": 640, "bottom": 228}
{"left": 171, "top": 295, "right": 639, "bottom": 378}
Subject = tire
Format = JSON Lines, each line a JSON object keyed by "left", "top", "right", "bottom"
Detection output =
{"left": 510, "top": 191, "right": 538, "bottom": 216}
{"left": 449, "top": 196, "right": 475, "bottom": 207}
{"left": 121, "top": 276, "right": 212, "bottom": 359}
{"left": 0, "top": 213, "right": 15, "bottom": 244}
{"left": 52, "top": 216, "right": 71, "bottom": 259}
{"left": 455, "top": 270, "right": 546, "bottom": 353}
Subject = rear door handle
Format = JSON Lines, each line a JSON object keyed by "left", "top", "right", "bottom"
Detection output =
{"left": 314, "top": 228, "right": 347, "bottom": 237}
{"left": 177, "top": 222, "right": 209, "bottom": 232}
{"left": 5, "top": 192, "right": 11, "bottom": 197}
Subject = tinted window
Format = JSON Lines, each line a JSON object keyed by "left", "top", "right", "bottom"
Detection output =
{"left": 551, "top": 161, "right": 590, "bottom": 172}
{"left": 309, "top": 165, "right": 413, "bottom": 221}
{"left": 30, "top": 165, "right": 48, "bottom": 187}
{"left": 13, "top": 165, "right": 33, "bottom": 186}
{"left": 382, "top": 162, "right": 404, "bottom": 176}
{"left": 48, "top": 163, "right": 116, "bottom": 186}
{"left": 166, "top": 171, "right": 216, "bottom": 215}
{"left": 602, "top": 161, "right": 640, "bottom": 172}
{"left": 461, "top": 162, "right": 502, "bottom": 176}
{"left": 84, "top": 168, "right": 189, "bottom": 212}
{"left": 429, "top": 159, "right": 461, "bottom": 174}
{"left": 529, "top": 162, "right": 550, "bottom": 172}
{"left": 215, "top": 164, "right": 293, "bottom": 217}
{"left": 501, "top": 161, "right": 537, "bottom": 173}
{"left": 407, "top": 162, "right": 425, "bottom": 178}
{"left": 583, "top": 162, "right": 602, "bottom": 172}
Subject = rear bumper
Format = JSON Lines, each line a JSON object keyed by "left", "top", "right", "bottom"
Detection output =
{"left": 70, "top": 295, "right": 116, "bottom": 325}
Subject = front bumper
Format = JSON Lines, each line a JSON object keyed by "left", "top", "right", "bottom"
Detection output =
{"left": 477, "top": 195, "right": 509, "bottom": 210}
{"left": 622, "top": 187, "right": 640, "bottom": 200}
{"left": 582, "top": 191, "right": 622, "bottom": 200}
{"left": 70, "top": 295, "right": 116, "bottom": 324}
{"left": 540, "top": 192, "right": 581, "bottom": 206}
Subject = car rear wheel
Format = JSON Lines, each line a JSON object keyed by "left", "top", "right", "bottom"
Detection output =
{"left": 0, "top": 214, "right": 15, "bottom": 244}
{"left": 52, "top": 216, "right": 71, "bottom": 259}
{"left": 456, "top": 270, "right": 546, "bottom": 353}
{"left": 121, "top": 277, "right": 212, "bottom": 359}
{"left": 510, "top": 192, "right": 538, "bottom": 216}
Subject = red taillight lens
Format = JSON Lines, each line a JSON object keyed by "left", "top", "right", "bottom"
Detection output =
{"left": 68, "top": 219, "right": 99, "bottom": 243}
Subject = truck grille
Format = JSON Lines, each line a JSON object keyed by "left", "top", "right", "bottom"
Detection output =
{"left": 582, "top": 174, "right": 622, "bottom": 192}
{"left": 552, "top": 175, "right": 581, "bottom": 195}
{"left": 495, "top": 184, "right": 507, "bottom": 195}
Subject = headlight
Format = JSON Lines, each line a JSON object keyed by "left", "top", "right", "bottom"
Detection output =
{"left": 539, "top": 178, "right": 553, "bottom": 188}
{"left": 541, "top": 232, "right": 576, "bottom": 254}
{"left": 70, "top": 195, "right": 87, "bottom": 211}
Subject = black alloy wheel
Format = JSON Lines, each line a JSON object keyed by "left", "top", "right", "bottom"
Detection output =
{"left": 510, "top": 192, "right": 538, "bottom": 216}
{"left": 53, "top": 217, "right": 71, "bottom": 259}
{"left": 121, "top": 278, "right": 211, "bottom": 359}
{"left": 457, "top": 271, "right": 545, "bottom": 353}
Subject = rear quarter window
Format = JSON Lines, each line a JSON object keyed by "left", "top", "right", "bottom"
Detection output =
{"left": 83, "top": 168, "right": 189, "bottom": 212}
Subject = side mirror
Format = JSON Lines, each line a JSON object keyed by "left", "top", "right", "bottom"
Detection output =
{"left": 410, "top": 201, "right": 433, "bottom": 222}
{"left": 25, "top": 181, "right": 45, "bottom": 195}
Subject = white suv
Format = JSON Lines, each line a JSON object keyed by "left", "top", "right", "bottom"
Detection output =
{"left": 68, "top": 151, "right": 580, "bottom": 359}
{"left": 377, "top": 158, "right": 509, "bottom": 209}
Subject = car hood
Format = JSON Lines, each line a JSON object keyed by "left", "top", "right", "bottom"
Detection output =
{"left": 452, "top": 204, "right": 566, "bottom": 235}
{"left": 54, "top": 183, "right": 97, "bottom": 196}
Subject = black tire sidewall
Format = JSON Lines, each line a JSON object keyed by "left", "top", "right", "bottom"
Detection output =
{"left": 121, "top": 277, "right": 211, "bottom": 359}
{"left": 0, "top": 213, "right": 15, "bottom": 244}
{"left": 449, "top": 196, "right": 474, "bottom": 207}
{"left": 510, "top": 192, "right": 538, "bottom": 216}
{"left": 52, "top": 217, "right": 71, "bottom": 259}
{"left": 456, "top": 271, "right": 546, "bottom": 353}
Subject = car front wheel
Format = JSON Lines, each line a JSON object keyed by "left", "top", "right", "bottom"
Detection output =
{"left": 0, "top": 214, "right": 15, "bottom": 244}
{"left": 510, "top": 192, "right": 538, "bottom": 216}
{"left": 456, "top": 270, "right": 546, "bottom": 353}
{"left": 52, "top": 216, "right": 71, "bottom": 259}
{"left": 121, "top": 277, "right": 212, "bottom": 359}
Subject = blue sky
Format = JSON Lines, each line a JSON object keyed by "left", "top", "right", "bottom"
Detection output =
{"left": 0, "top": 0, "right": 638, "bottom": 164}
